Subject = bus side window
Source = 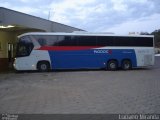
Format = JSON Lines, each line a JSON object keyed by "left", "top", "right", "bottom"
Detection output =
{"left": 38, "top": 38, "right": 46, "bottom": 46}
{"left": 97, "top": 36, "right": 114, "bottom": 46}
{"left": 58, "top": 36, "right": 68, "bottom": 46}
{"left": 135, "top": 37, "right": 153, "bottom": 47}
{"left": 46, "top": 36, "right": 58, "bottom": 46}
{"left": 58, "top": 36, "right": 77, "bottom": 46}
{"left": 77, "top": 36, "right": 97, "bottom": 46}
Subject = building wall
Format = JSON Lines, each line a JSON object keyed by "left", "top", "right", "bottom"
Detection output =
{"left": 0, "top": 31, "right": 16, "bottom": 71}
{"left": 0, "top": 31, "right": 15, "bottom": 58}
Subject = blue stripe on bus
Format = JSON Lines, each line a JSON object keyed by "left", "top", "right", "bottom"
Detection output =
{"left": 48, "top": 49, "right": 137, "bottom": 69}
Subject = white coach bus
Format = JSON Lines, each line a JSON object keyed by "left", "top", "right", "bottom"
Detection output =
{"left": 13, "top": 32, "right": 154, "bottom": 71}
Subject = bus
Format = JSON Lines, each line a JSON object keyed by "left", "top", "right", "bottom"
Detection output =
{"left": 13, "top": 32, "right": 154, "bottom": 72}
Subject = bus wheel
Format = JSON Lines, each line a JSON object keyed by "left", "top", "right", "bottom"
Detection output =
{"left": 37, "top": 61, "right": 50, "bottom": 72}
{"left": 107, "top": 60, "right": 118, "bottom": 71}
{"left": 122, "top": 60, "right": 132, "bottom": 70}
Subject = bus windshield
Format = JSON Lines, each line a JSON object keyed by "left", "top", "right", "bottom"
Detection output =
{"left": 16, "top": 36, "right": 34, "bottom": 57}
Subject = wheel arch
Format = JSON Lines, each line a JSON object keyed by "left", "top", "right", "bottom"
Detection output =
{"left": 106, "top": 59, "right": 118, "bottom": 70}
{"left": 121, "top": 58, "right": 132, "bottom": 70}
{"left": 107, "top": 59, "right": 118, "bottom": 65}
{"left": 36, "top": 60, "right": 51, "bottom": 70}
{"left": 121, "top": 58, "right": 132, "bottom": 67}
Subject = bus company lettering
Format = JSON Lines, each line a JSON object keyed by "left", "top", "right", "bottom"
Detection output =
{"left": 94, "top": 49, "right": 110, "bottom": 54}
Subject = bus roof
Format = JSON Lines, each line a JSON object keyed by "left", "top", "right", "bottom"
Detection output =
{"left": 18, "top": 32, "right": 154, "bottom": 38}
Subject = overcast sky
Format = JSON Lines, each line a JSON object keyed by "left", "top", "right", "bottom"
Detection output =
{"left": 0, "top": 0, "right": 160, "bottom": 34}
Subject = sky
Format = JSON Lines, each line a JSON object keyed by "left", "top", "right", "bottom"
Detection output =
{"left": 0, "top": 0, "right": 160, "bottom": 34}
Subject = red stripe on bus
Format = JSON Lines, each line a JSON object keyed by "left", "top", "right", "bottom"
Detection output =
{"left": 36, "top": 46, "right": 102, "bottom": 51}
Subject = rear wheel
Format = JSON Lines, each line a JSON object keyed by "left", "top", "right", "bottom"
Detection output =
{"left": 107, "top": 60, "right": 118, "bottom": 71}
{"left": 121, "top": 60, "right": 132, "bottom": 70}
{"left": 37, "top": 62, "right": 50, "bottom": 72}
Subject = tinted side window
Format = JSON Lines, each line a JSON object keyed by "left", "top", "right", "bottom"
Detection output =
{"left": 114, "top": 37, "right": 153, "bottom": 47}
{"left": 70, "top": 36, "right": 77, "bottom": 46}
{"left": 135, "top": 37, "right": 153, "bottom": 47}
{"left": 97, "top": 36, "right": 114, "bottom": 46}
{"left": 38, "top": 38, "right": 46, "bottom": 46}
{"left": 32, "top": 35, "right": 58, "bottom": 46}
{"left": 146, "top": 37, "right": 153, "bottom": 47}
{"left": 77, "top": 36, "right": 97, "bottom": 46}
{"left": 58, "top": 36, "right": 77, "bottom": 46}
{"left": 47, "top": 36, "right": 58, "bottom": 46}
{"left": 57, "top": 36, "right": 68, "bottom": 46}
{"left": 114, "top": 37, "right": 131, "bottom": 46}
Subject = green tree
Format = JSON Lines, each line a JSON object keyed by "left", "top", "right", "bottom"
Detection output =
{"left": 151, "top": 29, "right": 160, "bottom": 48}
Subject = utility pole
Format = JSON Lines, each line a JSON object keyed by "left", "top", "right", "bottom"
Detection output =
{"left": 48, "top": 9, "right": 51, "bottom": 20}
{"left": 48, "top": 9, "right": 54, "bottom": 20}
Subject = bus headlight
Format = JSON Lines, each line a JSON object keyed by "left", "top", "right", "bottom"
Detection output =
{"left": 13, "top": 59, "right": 16, "bottom": 68}
{"left": 32, "top": 64, "right": 36, "bottom": 69}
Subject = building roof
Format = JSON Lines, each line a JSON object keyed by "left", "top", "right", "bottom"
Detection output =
{"left": 0, "top": 7, "right": 84, "bottom": 32}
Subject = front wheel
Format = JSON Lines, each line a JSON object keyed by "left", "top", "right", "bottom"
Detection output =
{"left": 37, "top": 62, "right": 50, "bottom": 72}
{"left": 107, "top": 60, "right": 118, "bottom": 71}
{"left": 121, "top": 60, "right": 132, "bottom": 70}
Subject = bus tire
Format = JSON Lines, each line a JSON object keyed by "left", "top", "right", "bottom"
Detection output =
{"left": 107, "top": 60, "right": 118, "bottom": 71}
{"left": 37, "top": 61, "right": 50, "bottom": 72}
{"left": 121, "top": 59, "right": 132, "bottom": 70}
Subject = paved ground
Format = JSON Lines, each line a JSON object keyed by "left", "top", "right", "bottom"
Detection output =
{"left": 0, "top": 57, "right": 160, "bottom": 114}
